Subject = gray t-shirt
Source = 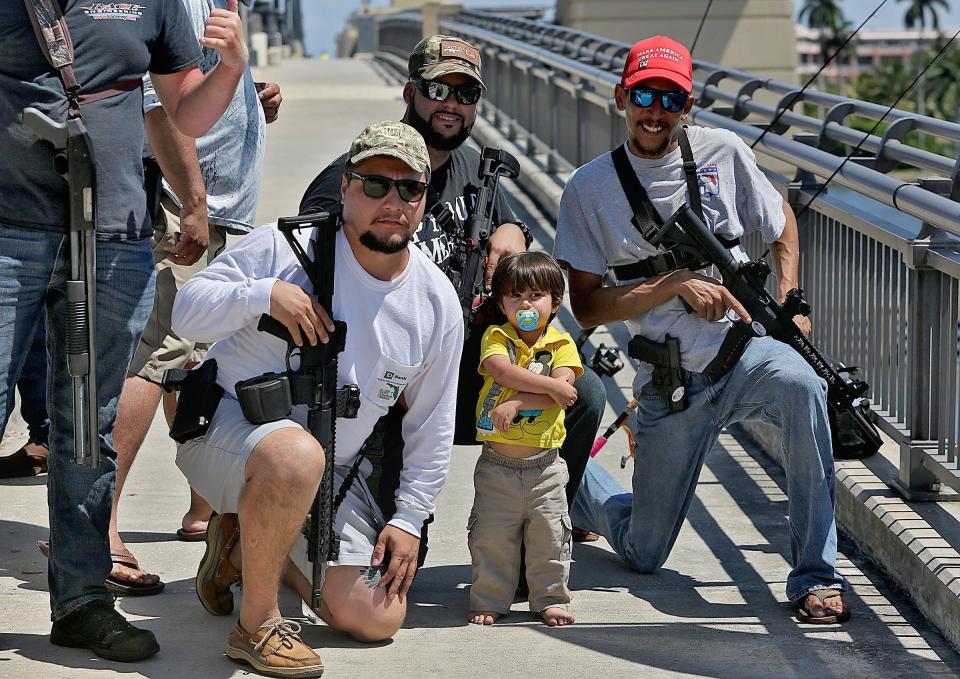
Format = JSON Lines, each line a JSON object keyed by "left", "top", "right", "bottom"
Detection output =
{"left": 0, "top": 0, "right": 201, "bottom": 240}
{"left": 554, "top": 125, "right": 786, "bottom": 390}
{"left": 143, "top": 0, "right": 265, "bottom": 233}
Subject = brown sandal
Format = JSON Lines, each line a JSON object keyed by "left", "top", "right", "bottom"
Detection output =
{"left": 795, "top": 588, "right": 850, "bottom": 624}
{"left": 37, "top": 540, "right": 164, "bottom": 596}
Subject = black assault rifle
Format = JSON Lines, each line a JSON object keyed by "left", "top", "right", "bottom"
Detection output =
{"left": 440, "top": 146, "right": 520, "bottom": 337}
{"left": 647, "top": 204, "right": 883, "bottom": 460}
{"left": 235, "top": 213, "right": 360, "bottom": 611}
{"left": 20, "top": 108, "right": 100, "bottom": 467}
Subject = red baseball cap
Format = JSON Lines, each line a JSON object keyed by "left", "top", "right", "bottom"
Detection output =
{"left": 621, "top": 36, "right": 693, "bottom": 93}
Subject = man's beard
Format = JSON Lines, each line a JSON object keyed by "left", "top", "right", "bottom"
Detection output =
{"left": 359, "top": 230, "right": 410, "bottom": 255}
{"left": 406, "top": 104, "right": 472, "bottom": 151}
{"left": 630, "top": 123, "right": 677, "bottom": 158}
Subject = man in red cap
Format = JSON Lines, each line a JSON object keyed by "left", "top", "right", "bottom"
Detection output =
{"left": 554, "top": 35, "right": 850, "bottom": 625}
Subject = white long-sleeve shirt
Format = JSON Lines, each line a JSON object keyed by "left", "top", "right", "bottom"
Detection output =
{"left": 172, "top": 223, "right": 464, "bottom": 536}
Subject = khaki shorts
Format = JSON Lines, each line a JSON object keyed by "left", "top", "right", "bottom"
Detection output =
{"left": 176, "top": 395, "right": 386, "bottom": 573}
{"left": 129, "top": 199, "right": 228, "bottom": 384}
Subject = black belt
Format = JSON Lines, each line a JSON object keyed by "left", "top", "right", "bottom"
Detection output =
{"left": 703, "top": 324, "right": 753, "bottom": 383}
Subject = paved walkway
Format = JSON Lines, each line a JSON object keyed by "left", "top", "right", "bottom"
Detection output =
{"left": 1, "top": 58, "right": 959, "bottom": 679}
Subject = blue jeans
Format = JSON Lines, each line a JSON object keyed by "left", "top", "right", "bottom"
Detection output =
{"left": 0, "top": 226, "right": 154, "bottom": 620}
{"left": 571, "top": 336, "right": 845, "bottom": 602}
{"left": 14, "top": 318, "right": 50, "bottom": 446}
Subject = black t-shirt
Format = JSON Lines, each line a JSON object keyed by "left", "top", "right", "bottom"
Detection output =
{"left": 0, "top": 0, "right": 201, "bottom": 239}
{"left": 299, "top": 144, "right": 519, "bottom": 443}
{"left": 299, "top": 145, "right": 518, "bottom": 271}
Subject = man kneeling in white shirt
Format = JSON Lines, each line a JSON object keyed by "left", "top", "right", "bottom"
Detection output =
{"left": 171, "top": 121, "right": 463, "bottom": 677}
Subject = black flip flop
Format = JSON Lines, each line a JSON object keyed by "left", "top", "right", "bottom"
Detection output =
{"left": 0, "top": 446, "right": 48, "bottom": 478}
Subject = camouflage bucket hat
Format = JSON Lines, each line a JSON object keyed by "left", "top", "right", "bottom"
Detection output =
{"left": 408, "top": 34, "right": 485, "bottom": 88}
{"left": 348, "top": 121, "right": 431, "bottom": 175}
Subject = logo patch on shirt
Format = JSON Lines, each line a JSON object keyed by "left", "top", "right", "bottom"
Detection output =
{"left": 82, "top": 3, "right": 145, "bottom": 21}
{"left": 376, "top": 370, "right": 409, "bottom": 403}
{"left": 697, "top": 165, "right": 720, "bottom": 198}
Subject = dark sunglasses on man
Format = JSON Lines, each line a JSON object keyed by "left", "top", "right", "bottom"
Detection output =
{"left": 626, "top": 86, "right": 690, "bottom": 114}
{"left": 410, "top": 76, "right": 482, "bottom": 106}
{"left": 347, "top": 171, "right": 427, "bottom": 202}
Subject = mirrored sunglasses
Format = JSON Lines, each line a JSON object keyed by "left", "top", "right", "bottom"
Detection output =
{"left": 410, "top": 76, "right": 482, "bottom": 105}
{"left": 346, "top": 171, "right": 427, "bottom": 202}
{"left": 628, "top": 87, "right": 690, "bottom": 113}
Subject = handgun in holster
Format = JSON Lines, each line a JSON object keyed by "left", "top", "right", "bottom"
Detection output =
{"left": 627, "top": 334, "right": 688, "bottom": 413}
{"left": 162, "top": 359, "right": 224, "bottom": 443}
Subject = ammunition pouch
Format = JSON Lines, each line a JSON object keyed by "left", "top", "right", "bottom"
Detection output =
{"left": 235, "top": 370, "right": 361, "bottom": 426}
{"left": 163, "top": 359, "right": 224, "bottom": 444}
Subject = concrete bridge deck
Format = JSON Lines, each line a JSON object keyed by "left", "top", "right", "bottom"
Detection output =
{"left": 2, "top": 58, "right": 959, "bottom": 679}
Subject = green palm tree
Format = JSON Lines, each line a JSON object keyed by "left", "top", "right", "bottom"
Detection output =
{"left": 799, "top": 0, "right": 854, "bottom": 88}
{"left": 897, "top": 0, "right": 949, "bottom": 117}
{"left": 898, "top": 0, "right": 949, "bottom": 31}
{"left": 799, "top": 0, "right": 844, "bottom": 64}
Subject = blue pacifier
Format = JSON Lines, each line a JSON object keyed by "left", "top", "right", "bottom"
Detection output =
{"left": 516, "top": 308, "right": 540, "bottom": 331}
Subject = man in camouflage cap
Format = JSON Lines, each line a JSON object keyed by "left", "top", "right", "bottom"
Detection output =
{"left": 300, "top": 33, "right": 608, "bottom": 579}
{"left": 171, "top": 119, "right": 462, "bottom": 675}
{"left": 408, "top": 34, "right": 485, "bottom": 87}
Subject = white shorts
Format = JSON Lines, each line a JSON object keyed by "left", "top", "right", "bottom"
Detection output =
{"left": 176, "top": 395, "right": 385, "bottom": 574}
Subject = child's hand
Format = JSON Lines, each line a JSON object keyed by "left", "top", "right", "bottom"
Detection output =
{"left": 491, "top": 402, "right": 519, "bottom": 433}
{"left": 549, "top": 380, "right": 578, "bottom": 408}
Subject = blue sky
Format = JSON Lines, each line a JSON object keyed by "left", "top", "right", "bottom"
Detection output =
{"left": 302, "top": 1, "right": 960, "bottom": 57}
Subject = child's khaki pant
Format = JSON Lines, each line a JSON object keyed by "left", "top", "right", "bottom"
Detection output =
{"left": 468, "top": 443, "right": 573, "bottom": 614}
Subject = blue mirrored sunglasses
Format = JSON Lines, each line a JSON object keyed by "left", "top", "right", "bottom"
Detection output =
{"left": 627, "top": 87, "right": 690, "bottom": 113}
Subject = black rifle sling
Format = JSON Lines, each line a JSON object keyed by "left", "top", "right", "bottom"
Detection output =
{"left": 677, "top": 127, "right": 705, "bottom": 222}
{"left": 611, "top": 127, "right": 739, "bottom": 281}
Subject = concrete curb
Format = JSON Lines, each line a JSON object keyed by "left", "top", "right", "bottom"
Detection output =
{"left": 736, "top": 420, "right": 960, "bottom": 652}
{"left": 472, "top": 111, "right": 960, "bottom": 653}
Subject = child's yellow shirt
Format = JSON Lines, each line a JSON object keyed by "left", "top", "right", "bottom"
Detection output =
{"left": 474, "top": 323, "right": 584, "bottom": 448}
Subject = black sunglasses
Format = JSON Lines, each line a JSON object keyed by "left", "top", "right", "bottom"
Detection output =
{"left": 410, "top": 76, "right": 482, "bottom": 105}
{"left": 346, "top": 171, "right": 427, "bottom": 202}
{"left": 627, "top": 86, "right": 690, "bottom": 114}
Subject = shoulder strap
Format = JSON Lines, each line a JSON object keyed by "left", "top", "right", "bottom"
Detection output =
{"left": 23, "top": 0, "right": 82, "bottom": 118}
{"left": 677, "top": 126, "right": 704, "bottom": 222}
{"left": 610, "top": 144, "right": 662, "bottom": 241}
{"left": 610, "top": 132, "right": 741, "bottom": 281}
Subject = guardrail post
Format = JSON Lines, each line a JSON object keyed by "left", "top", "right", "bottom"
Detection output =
{"left": 547, "top": 70, "right": 562, "bottom": 173}
{"left": 889, "top": 227, "right": 951, "bottom": 500}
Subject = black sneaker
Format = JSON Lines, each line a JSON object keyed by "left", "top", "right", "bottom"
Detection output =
{"left": 51, "top": 600, "right": 159, "bottom": 662}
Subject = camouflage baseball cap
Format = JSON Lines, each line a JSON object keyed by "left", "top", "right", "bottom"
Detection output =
{"left": 348, "top": 121, "right": 431, "bottom": 175}
{"left": 408, "top": 34, "right": 485, "bottom": 88}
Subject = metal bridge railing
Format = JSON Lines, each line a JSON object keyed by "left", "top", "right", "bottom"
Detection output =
{"left": 371, "top": 10, "right": 960, "bottom": 499}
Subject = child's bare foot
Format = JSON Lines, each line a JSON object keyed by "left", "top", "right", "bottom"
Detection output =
{"left": 541, "top": 607, "right": 575, "bottom": 626}
{"left": 468, "top": 611, "right": 501, "bottom": 625}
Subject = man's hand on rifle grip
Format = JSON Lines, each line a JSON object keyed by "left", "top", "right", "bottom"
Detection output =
{"left": 268, "top": 280, "right": 335, "bottom": 347}
{"left": 484, "top": 223, "right": 527, "bottom": 290}
{"left": 372, "top": 525, "right": 421, "bottom": 600}
{"left": 671, "top": 270, "right": 751, "bottom": 324}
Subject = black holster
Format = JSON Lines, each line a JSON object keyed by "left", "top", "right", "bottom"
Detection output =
{"left": 628, "top": 334, "right": 688, "bottom": 413}
{"left": 163, "top": 359, "right": 224, "bottom": 443}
